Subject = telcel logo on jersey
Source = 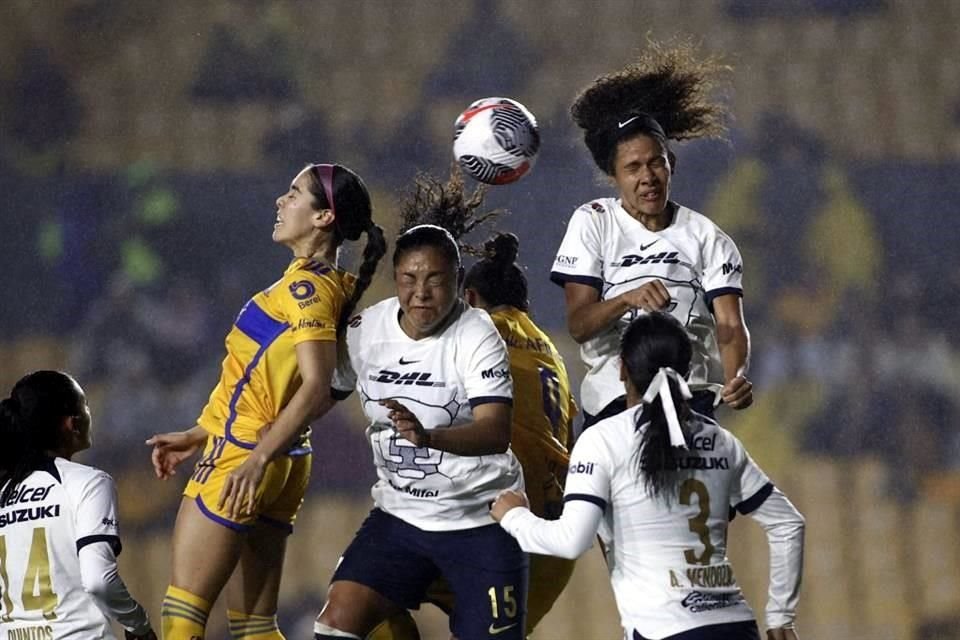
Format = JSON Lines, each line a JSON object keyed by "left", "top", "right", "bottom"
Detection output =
{"left": 0, "top": 483, "right": 54, "bottom": 507}
{"left": 612, "top": 252, "right": 681, "bottom": 267}
{"left": 481, "top": 367, "right": 511, "bottom": 380}
{"left": 567, "top": 461, "right": 595, "bottom": 475}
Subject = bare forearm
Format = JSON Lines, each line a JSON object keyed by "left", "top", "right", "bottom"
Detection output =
{"left": 425, "top": 418, "right": 510, "bottom": 456}
{"left": 718, "top": 325, "right": 750, "bottom": 382}
{"left": 569, "top": 296, "right": 630, "bottom": 343}
{"left": 251, "top": 388, "right": 335, "bottom": 464}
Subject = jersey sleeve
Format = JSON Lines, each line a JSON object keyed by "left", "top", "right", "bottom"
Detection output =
{"left": 279, "top": 267, "right": 346, "bottom": 344}
{"left": 561, "top": 428, "right": 613, "bottom": 512}
{"left": 700, "top": 226, "right": 744, "bottom": 304}
{"left": 461, "top": 311, "right": 513, "bottom": 407}
{"left": 74, "top": 471, "right": 123, "bottom": 556}
{"left": 550, "top": 203, "right": 605, "bottom": 291}
{"left": 727, "top": 431, "right": 774, "bottom": 515}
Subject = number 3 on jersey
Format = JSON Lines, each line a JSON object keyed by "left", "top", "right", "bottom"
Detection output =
{"left": 679, "top": 479, "right": 715, "bottom": 566}
{"left": 0, "top": 528, "right": 59, "bottom": 621}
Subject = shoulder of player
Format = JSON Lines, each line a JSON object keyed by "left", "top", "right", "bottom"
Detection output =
{"left": 56, "top": 458, "right": 115, "bottom": 490}
{"left": 674, "top": 205, "right": 735, "bottom": 241}
{"left": 345, "top": 296, "right": 395, "bottom": 334}
{"left": 455, "top": 304, "right": 502, "bottom": 338}
{"left": 574, "top": 197, "right": 618, "bottom": 219}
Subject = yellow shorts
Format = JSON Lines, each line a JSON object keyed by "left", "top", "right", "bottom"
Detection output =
{"left": 184, "top": 434, "right": 311, "bottom": 533}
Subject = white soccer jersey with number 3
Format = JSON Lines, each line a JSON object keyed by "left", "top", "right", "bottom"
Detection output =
{"left": 0, "top": 458, "right": 130, "bottom": 639}
{"left": 335, "top": 297, "right": 523, "bottom": 531}
{"left": 551, "top": 199, "right": 744, "bottom": 415}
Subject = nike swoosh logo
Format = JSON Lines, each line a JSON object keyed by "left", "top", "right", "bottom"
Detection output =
{"left": 399, "top": 357, "right": 421, "bottom": 365}
{"left": 488, "top": 622, "right": 518, "bottom": 635}
{"left": 640, "top": 240, "right": 659, "bottom": 251}
{"left": 618, "top": 115, "right": 640, "bottom": 129}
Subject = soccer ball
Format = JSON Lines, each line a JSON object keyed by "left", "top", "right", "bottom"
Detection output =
{"left": 453, "top": 97, "right": 540, "bottom": 185}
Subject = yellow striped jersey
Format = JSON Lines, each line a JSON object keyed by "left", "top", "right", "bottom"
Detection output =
{"left": 197, "top": 258, "right": 353, "bottom": 450}
{"left": 491, "top": 307, "right": 576, "bottom": 470}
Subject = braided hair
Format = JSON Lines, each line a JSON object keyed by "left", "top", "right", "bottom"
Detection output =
{"left": 0, "top": 371, "right": 84, "bottom": 506}
{"left": 304, "top": 163, "right": 387, "bottom": 333}
{"left": 463, "top": 232, "right": 529, "bottom": 312}
{"left": 570, "top": 37, "right": 732, "bottom": 175}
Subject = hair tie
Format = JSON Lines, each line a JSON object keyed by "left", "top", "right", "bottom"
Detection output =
{"left": 641, "top": 367, "right": 692, "bottom": 449}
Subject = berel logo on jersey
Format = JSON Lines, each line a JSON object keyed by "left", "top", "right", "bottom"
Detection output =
{"left": 612, "top": 252, "right": 681, "bottom": 268}
{"left": 289, "top": 280, "right": 316, "bottom": 300}
{"left": 480, "top": 367, "right": 511, "bottom": 380}
{"left": 567, "top": 461, "right": 596, "bottom": 475}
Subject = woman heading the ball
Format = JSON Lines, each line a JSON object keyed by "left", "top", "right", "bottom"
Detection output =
{"left": 146, "top": 163, "right": 386, "bottom": 640}
{"left": 314, "top": 169, "right": 528, "bottom": 640}
{"left": 550, "top": 38, "right": 753, "bottom": 429}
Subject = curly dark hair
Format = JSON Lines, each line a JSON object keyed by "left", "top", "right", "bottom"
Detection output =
{"left": 570, "top": 37, "right": 733, "bottom": 174}
{"left": 395, "top": 166, "right": 505, "bottom": 266}
{"left": 463, "top": 232, "right": 529, "bottom": 312}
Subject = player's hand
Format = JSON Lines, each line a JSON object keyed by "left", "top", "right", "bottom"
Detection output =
{"left": 490, "top": 490, "right": 529, "bottom": 522}
{"left": 145, "top": 429, "right": 207, "bottom": 480}
{"left": 380, "top": 399, "right": 430, "bottom": 448}
{"left": 125, "top": 628, "right": 158, "bottom": 640}
{"left": 218, "top": 455, "right": 267, "bottom": 520}
{"left": 721, "top": 374, "right": 753, "bottom": 410}
{"left": 766, "top": 627, "right": 798, "bottom": 640}
{"left": 620, "top": 280, "right": 671, "bottom": 312}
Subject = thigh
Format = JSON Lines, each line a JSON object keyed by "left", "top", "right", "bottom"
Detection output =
{"left": 331, "top": 509, "right": 440, "bottom": 611}
{"left": 635, "top": 620, "right": 760, "bottom": 640}
{"left": 225, "top": 520, "right": 288, "bottom": 615}
{"left": 438, "top": 525, "right": 528, "bottom": 640}
{"left": 169, "top": 496, "right": 245, "bottom": 602}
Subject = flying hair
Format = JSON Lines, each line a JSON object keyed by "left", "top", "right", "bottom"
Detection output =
{"left": 397, "top": 165, "right": 505, "bottom": 256}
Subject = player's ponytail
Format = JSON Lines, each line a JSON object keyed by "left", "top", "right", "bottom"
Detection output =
{"left": 0, "top": 371, "right": 80, "bottom": 506}
{"left": 619, "top": 313, "right": 696, "bottom": 501}
{"left": 306, "top": 163, "right": 386, "bottom": 334}
{"left": 463, "top": 232, "right": 529, "bottom": 312}
{"left": 339, "top": 222, "right": 387, "bottom": 334}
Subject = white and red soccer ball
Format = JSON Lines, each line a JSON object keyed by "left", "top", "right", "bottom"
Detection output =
{"left": 453, "top": 97, "right": 540, "bottom": 185}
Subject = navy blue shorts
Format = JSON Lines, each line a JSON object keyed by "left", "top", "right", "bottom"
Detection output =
{"left": 633, "top": 620, "right": 760, "bottom": 640}
{"left": 333, "top": 508, "right": 528, "bottom": 640}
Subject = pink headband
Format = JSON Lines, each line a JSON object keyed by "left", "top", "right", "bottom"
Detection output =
{"left": 314, "top": 164, "right": 336, "bottom": 218}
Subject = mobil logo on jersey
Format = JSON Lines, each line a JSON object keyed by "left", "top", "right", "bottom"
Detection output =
{"left": 567, "top": 460, "right": 596, "bottom": 475}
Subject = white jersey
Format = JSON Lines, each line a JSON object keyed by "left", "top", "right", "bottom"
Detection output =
{"left": 0, "top": 458, "right": 129, "bottom": 639}
{"left": 563, "top": 407, "right": 767, "bottom": 637}
{"left": 335, "top": 297, "right": 523, "bottom": 531}
{"left": 550, "top": 198, "right": 744, "bottom": 415}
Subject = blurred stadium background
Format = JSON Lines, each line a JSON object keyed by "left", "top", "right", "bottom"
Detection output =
{"left": 2, "top": 1, "right": 960, "bottom": 638}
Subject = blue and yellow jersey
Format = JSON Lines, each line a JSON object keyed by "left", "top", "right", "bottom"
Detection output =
{"left": 197, "top": 258, "right": 354, "bottom": 450}
{"left": 491, "top": 308, "right": 576, "bottom": 518}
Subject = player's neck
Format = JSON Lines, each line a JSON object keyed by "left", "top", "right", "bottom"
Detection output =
{"left": 292, "top": 237, "right": 337, "bottom": 265}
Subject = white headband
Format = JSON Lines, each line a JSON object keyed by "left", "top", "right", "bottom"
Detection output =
{"left": 641, "top": 367, "right": 692, "bottom": 449}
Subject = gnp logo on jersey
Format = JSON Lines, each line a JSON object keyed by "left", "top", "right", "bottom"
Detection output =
{"left": 481, "top": 366, "right": 511, "bottom": 380}
{"left": 612, "top": 252, "right": 681, "bottom": 268}
{"left": 554, "top": 255, "right": 578, "bottom": 267}
{"left": 289, "top": 279, "right": 316, "bottom": 300}
{"left": 567, "top": 461, "right": 596, "bottom": 475}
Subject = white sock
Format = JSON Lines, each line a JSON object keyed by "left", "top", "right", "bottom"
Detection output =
{"left": 313, "top": 621, "right": 362, "bottom": 639}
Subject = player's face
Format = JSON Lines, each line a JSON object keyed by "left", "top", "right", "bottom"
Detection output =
{"left": 67, "top": 380, "right": 93, "bottom": 453}
{"left": 612, "top": 134, "right": 672, "bottom": 223}
{"left": 395, "top": 246, "right": 459, "bottom": 339}
{"left": 273, "top": 168, "right": 322, "bottom": 247}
